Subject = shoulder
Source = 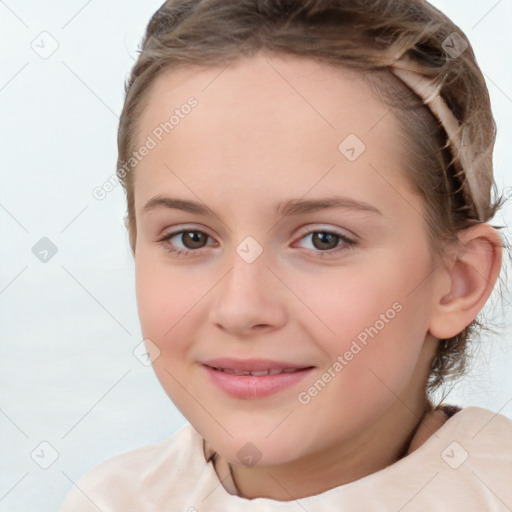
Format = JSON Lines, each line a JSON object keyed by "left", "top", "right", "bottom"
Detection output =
{"left": 444, "top": 405, "right": 512, "bottom": 444}
{"left": 409, "top": 405, "right": 512, "bottom": 457}
{"left": 414, "top": 406, "right": 512, "bottom": 510}
{"left": 428, "top": 405, "right": 512, "bottom": 465}
{"left": 60, "top": 423, "right": 206, "bottom": 512}
{"left": 337, "top": 406, "right": 512, "bottom": 511}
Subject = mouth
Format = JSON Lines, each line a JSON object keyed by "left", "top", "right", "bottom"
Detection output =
{"left": 202, "top": 357, "right": 314, "bottom": 374}
{"left": 204, "top": 366, "right": 310, "bottom": 376}
{"left": 201, "top": 358, "right": 315, "bottom": 398}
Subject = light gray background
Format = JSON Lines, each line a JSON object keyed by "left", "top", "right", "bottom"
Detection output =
{"left": 1, "top": 1, "right": 511, "bottom": 511}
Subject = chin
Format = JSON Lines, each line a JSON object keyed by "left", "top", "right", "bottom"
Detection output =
{"left": 202, "top": 427, "right": 309, "bottom": 468}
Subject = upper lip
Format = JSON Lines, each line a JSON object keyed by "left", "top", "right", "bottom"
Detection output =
{"left": 202, "top": 357, "right": 313, "bottom": 372}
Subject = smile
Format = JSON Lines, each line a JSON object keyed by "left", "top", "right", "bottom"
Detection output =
{"left": 206, "top": 366, "right": 305, "bottom": 376}
{"left": 201, "top": 359, "right": 314, "bottom": 399}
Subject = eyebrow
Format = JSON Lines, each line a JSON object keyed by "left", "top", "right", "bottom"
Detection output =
{"left": 276, "top": 197, "right": 382, "bottom": 217}
{"left": 143, "top": 196, "right": 214, "bottom": 215}
{"left": 142, "top": 195, "right": 382, "bottom": 217}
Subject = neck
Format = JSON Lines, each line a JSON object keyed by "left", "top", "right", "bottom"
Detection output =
{"left": 225, "top": 396, "right": 436, "bottom": 501}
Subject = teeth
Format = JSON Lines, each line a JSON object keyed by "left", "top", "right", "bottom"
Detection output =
{"left": 222, "top": 369, "right": 249, "bottom": 375}
{"left": 213, "top": 367, "right": 301, "bottom": 376}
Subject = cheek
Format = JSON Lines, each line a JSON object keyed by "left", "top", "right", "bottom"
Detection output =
{"left": 135, "top": 253, "right": 194, "bottom": 346}
{"left": 134, "top": 256, "right": 204, "bottom": 412}
{"left": 296, "top": 250, "right": 432, "bottom": 376}
{"left": 134, "top": 252, "right": 219, "bottom": 373}
{"left": 291, "top": 257, "right": 424, "bottom": 335}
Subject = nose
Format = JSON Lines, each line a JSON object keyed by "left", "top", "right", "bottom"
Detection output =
{"left": 208, "top": 250, "right": 288, "bottom": 338}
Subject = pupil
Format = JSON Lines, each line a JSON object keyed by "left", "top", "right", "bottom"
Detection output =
{"left": 313, "top": 232, "right": 338, "bottom": 250}
{"left": 183, "top": 232, "right": 206, "bottom": 249}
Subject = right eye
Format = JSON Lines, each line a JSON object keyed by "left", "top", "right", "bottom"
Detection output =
{"left": 158, "top": 229, "right": 216, "bottom": 257}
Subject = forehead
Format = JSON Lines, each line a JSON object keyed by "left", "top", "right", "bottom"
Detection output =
{"left": 133, "top": 53, "right": 415, "bottom": 213}
{"left": 137, "top": 53, "right": 395, "bottom": 142}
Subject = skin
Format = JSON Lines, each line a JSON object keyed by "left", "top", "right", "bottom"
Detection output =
{"left": 131, "top": 53, "right": 502, "bottom": 500}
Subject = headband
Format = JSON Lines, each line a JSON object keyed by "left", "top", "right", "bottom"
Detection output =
{"left": 390, "top": 63, "right": 491, "bottom": 221}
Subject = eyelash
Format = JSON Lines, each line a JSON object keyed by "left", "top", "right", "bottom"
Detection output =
{"left": 157, "top": 228, "right": 356, "bottom": 259}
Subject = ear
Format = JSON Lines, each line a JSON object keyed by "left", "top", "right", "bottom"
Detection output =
{"left": 428, "top": 224, "right": 503, "bottom": 339}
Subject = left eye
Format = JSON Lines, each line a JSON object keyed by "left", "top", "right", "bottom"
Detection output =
{"left": 296, "top": 231, "right": 353, "bottom": 252}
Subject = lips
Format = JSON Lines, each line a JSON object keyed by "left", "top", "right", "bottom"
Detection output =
{"left": 208, "top": 367, "right": 302, "bottom": 376}
{"left": 202, "top": 357, "right": 312, "bottom": 373}
{"left": 201, "top": 358, "right": 314, "bottom": 398}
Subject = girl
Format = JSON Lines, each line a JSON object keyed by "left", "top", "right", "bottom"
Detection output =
{"left": 62, "top": 0, "right": 511, "bottom": 509}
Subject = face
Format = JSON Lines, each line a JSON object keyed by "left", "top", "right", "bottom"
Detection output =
{"left": 132, "top": 54, "right": 440, "bottom": 468}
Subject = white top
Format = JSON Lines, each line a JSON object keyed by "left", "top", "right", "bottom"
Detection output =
{"left": 61, "top": 406, "right": 512, "bottom": 511}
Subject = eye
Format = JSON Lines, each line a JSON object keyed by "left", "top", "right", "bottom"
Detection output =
{"left": 157, "top": 227, "right": 356, "bottom": 258}
{"left": 295, "top": 229, "right": 355, "bottom": 256}
{"left": 158, "top": 229, "right": 216, "bottom": 257}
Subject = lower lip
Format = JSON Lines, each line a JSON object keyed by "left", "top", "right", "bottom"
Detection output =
{"left": 202, "top": 365, "right": 314, "bottom": 399}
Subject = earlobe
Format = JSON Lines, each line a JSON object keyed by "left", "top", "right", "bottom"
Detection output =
{"left": 429, "top": 224, "right": 503, "bottom": 339}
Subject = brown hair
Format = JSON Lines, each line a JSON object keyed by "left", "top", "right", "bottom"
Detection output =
{"left": 116, "top": 0, "right": 502, "bottom": 393}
